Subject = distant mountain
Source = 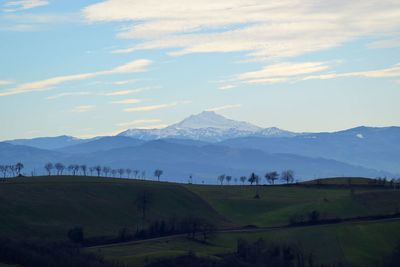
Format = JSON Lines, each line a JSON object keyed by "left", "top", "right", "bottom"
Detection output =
{"left": 119, "top": 111, "right": 297, "bottom": 141}
{"left": 1, "top": 112, "right": 399, "bottom": 180}
{"left": 0, "top": 142, "right": 66, "bottom": 173}
{"left": 173, "top": 111, "right": 261, "bottom": 131}
{"left": 6, "top": 135, "right": 88, "bottom": 150}
{"left": 0, "top": 140, "right": 392, "bottom": 183}
{"left": 220, "top": 126, "right": 400, "bottom": 173}
{"left": 58, "top": 136, "right": 144, "bottom": 154}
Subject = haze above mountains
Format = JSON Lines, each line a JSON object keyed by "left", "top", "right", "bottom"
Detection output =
{"left": 2, "top": 111, "right": 399, "bottom": 183}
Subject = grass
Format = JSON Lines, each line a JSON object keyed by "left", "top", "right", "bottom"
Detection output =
{"left": 87, "top": 219, "right": 400, "bottom": 267}
{"left": 185, "top": 183, "right": 400, "bottom": 226}
{"left": 0, "top": 176, "right": 225, "bottom": 240}
{"left": 0, "top": 176, "right": 399, "bottom": 266}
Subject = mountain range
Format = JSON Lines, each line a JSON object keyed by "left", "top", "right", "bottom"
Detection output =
{"left": 1, "top": 111, "right": 399, "bottom": 182}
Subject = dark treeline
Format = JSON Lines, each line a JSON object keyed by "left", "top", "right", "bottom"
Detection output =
{"left": 289, "top": 211, "right": 400, "bottom": 227}
{"left": 44, "top": 162, "right": 162, "bottom": 180}
{"left": 218, "top": 170, "right": 295, "bottom": 186}
{"left": 72, "top": 216, "right": 216, "bottom": 247}
{"left": 0, "top": 161, "right": 164, "bottom": 181}
{"left": 0, "top": 162, "right": 24, "bottom": 178}
{"left": 145, "top": 238, "right": 341, "bottom": 267}
{"left": 0, "top": 238, "right": 123, "bottom": 267}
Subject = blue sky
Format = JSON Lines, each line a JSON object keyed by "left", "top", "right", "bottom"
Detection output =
{"left": 0, "top": 0, "right": 399, "bottom": 140}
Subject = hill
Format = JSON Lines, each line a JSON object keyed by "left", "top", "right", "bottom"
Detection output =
{"left": 0, "top": 140, "right": 391, "bottom": 182}
{"left": 0, "top": 176, "right": 226, "bottom": 240}
{"left": 0, "top": 176, "right": 398, "bottom": 240}
{"left": 220, "top": 126, "right": 400, "bottom": 173}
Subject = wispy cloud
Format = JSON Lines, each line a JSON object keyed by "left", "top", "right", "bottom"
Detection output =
{"left": 83, "top": 1, "right": 400, "bottom": 61}
{"left": 111, "top": 98, "right": 142, "bottom": 104}
{"left": 124, "top": 102, "right": 179, "bottom": 112}
{"left": 206, "top": 104, "right": 242, "bottom": 112}
{"left": 303, "top": 63, "right": 400, "bottom": 80}
{"left": 0, "top": 59, "right": 151, "bottom": 97}
{"left": 3, "top": 0, "right": 49, "bottom": 12}
{"left": 117, "top": 119, "right": 162, "bottom": 127}
{"left": 46, "top": 91, "right": 92, "bottom": 100}
{"left": 367, "top": 37, "right": 400, "bottom": 49}
{"left": 69, "top": 105, "right": 96, "bottom": 113}
{"left": 112, "top": 79, "right": 137, "bottom": 85}
{"left": 104, "top": 88, "right": 148, "bottom": 96}
{"left": 238, "top": 61, "right": 330, "bottom": 84}
{"left": 0, "top": 80, "right": 14, "bottom": 86}
{"left": 218, "top": 61, "right": 332, "bottom": 87}
{"left": 218, "top": 84, "right": 236, "bottom": 91}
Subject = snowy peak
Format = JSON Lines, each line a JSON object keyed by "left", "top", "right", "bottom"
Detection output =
{"left": 170, "top": 111, "right": 261, "bottom": 131}
{"left": 118, "top": 111, "right": 297, "bottom": 141}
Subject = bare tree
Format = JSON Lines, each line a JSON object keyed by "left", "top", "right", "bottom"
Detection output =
{"left": 265, "top": 171, "right": 279, "bottom": 185}
{"left": 226, "top": 175, "right": 232, "bottom": 185}
{"left": 0, "top": 165, "right": 7, "bottom": 179}
{"left": 15, "top": 162, "right": 24, "bottom": 176}
{"left": 234, "top": 177, "right": 238, "bottom": 184}
{"left": 68, "top": 165, "right": 74, "bottom": 175}
{"left": 126, "top": 168, "right": 132, "bottom": 178}
{"left": 73, "top": 165, "right": 80, "bottom": 176}
{"left": 55, "top": 163, "right": 65, "bottom": 175}
{"left": 135, "top": 192, "right": 152, "bottom": 219}
{"left": 248, "top": 172, "right": 258, "bottom": 185}
{"left": 94, "top": 165, "right": 102, "bottom": 177}
{"left": 133, "top": 170, "right": 139, "bottom": 179}
{"left": 9, "top": 165, "right": 15, "bottom": 177}
{"left": 141, "top": 170, "right": 146, "bottom": 179}
{"left": 281, "top": 170, "right": 295, "bottom": 184}
{"left": 44, "top": 162, "right": 53, "bottom": 176}
{"left": 154, "top": 169, "right": 163, "bottom": 181}
{"left": 240, "top": 176, "right": 246, "bottom": 185}
{"left": 111, "top": 169, "right": 117, "bottom": 178}
{"left": 89, "top": 167, "right": 94, "bottom": 176}
{"left": 117, "top": 168, "right": 125, "bottom": 178}
{"left": 80, "top": 165, "right": 87, "bottom": 176}
{"left": 103, "top": 166, "right": 111, "bottom": 177}
{"left": 218, "top": 174, "right": 225, "bottom": 185}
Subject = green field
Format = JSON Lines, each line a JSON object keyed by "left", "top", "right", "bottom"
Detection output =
{"left": 0, "top": 176, "right": 399, "bottom": 266}
{"left": 185, "top": 183, "right": 400, "bottom": 226}
{"left": 0, "top": 176, "right": 226, "bottom": 240}
{"left": 88, "top": 220, "right": 400, "bottom": 267}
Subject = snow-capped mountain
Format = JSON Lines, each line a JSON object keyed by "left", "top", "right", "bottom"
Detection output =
{"left": 172, "top": 111, "right": 261, "bottom": 131}
{"left": 118, "top": 111, "right": 297, "bottom": 142}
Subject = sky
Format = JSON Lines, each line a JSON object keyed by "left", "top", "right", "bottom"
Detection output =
{"left": 0, "top": 0, "right": 399, "bottom": 140}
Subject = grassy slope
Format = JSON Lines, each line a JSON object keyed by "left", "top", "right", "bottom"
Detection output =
{"left": 0, "top": 176, "right": 226, "bottom": 240}
{"left": 88, "top": 220, "right": 400, "bottom": 267}
{"left": 185, "top": 184, "right": 400, "bottom": 226}
{"left": 1, "top": 176, "right": 399, "bottom": 266}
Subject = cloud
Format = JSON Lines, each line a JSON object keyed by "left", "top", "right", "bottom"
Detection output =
{"left": 367, "top": 37, "right": 400, "bottom": 49}
{"left": 112, "top": 79, "right": 137, "bottom": 85}
{"left": 0, "top": 80, "right": 14, "bottom": 86}
{"left": 3, "top": 0, "right": 49, "bottom": 12}
{"left": 303, "top": 63, "right": 400, "bottom": 80}
{"left": 46, "top": 91, "right": 92, "bottom": 100}
{"left": 218, "top": 84, "right": 237, "bottom": 90}
{"left": 104, "top": 88, "right": 147, "bottom": 96}
{"left": 112, "top": 98, "right": 142, "bottom": 104}
{"left": 206, "top": 104, "right": 242, "bottom": 112}
{"left": 83, "top": 0, "right": 400, "bottom": 60}
{"left": 0, "top": 59, "right": 151, "bottom": 97}
{"left": 124, "top": 102, "right": 179, "bottom": 112}
{"left": 225, "top": 61, "right": 332, "bottom": 86}
{"left": 117, "top": 119, "right": 162, "bottom": 127}
{"left": 69, "top": 105, "right": 96, "bottom": 113}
